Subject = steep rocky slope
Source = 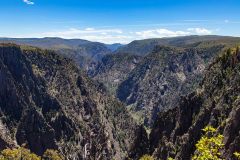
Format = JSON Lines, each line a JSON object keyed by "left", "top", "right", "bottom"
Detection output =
{"left": 0, "top": 44, "right": 144, "bottom": 159}
{"left": 149, "top": 47, "right": 240, "bottom": 160}
{"left": 117, "top": 44, "right": 225, "bottom": 126}
{"left": 86, "top": 36, "right": 240, "bottom": 127}
{"left": 89, "top": 53, "right": 142, "bottom": 95}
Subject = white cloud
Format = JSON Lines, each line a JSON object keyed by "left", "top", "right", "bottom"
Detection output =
{"left": 42, "top": 28, "right": 123, "bottom": 36}
{"left": 23, "top": 0, "right": 34, "bottom": 5}
{"left": 134, "top": 28, "right": 212, "bottom": 39}
{"left": 78, "top": 35, "right": 133, "bottom": 44}
{"left": 187, "top": 28, "right": 212, "bottom": 34}
{"left": 39, "top": 28, "right": 130, "bottom": 44}
{"left": 85, "top": 28, "right": 95, "bottom": 31}
{"left": 14, "top": 27, "right": 213, "bottom": 44}
{"left": 135, "top": 29, "right": 191, "bottom": 39}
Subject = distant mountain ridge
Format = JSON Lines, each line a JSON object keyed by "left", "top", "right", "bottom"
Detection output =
{"left": 1, "top": 36, "right": 239, "bottom": 70}
{"left": 115, "top": 35, "right": 240, "bottom": 56}
{"left": 0, "top": 37, "right": 124, "bottom": 69}
{"left": 0, "top": 37, "right": 90, "bottom": 49}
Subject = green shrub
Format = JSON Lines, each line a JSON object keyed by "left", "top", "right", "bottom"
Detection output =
{"left": 0, "top": 147, "right": 40, "bottom": 160}
{"left": 42, "top": 149, "right": 64, "bottom": 160}
{"left": 234, "top": 152, "right": 240, "bottom": 159}
{"left": 192, "top": 126, "right": 224, "bottom": 160}
{"left": 139, "top": 154, "right": 155, "bottom": 160}
{"left": 0, "top": 147, "right": 63, "bottom": 160}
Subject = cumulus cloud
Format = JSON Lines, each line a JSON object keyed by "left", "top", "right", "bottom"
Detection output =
{"left": 187, "top": 28, "right": 212, "bottom": 34}
{"left": 23, "top": 0, "right": 34, "bottom": 5}
{"left": 135, "top": 29, "right": 191, "bottom": 39}
{"left": 134, "top": 28, "right": 212, "bottom": 39}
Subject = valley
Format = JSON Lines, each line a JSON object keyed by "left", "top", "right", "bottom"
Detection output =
{"left": 1, "top": 0, "right": 240, "bottom": 159}
{"left": 0, "top": 35, "right": 240, "bottom": 159}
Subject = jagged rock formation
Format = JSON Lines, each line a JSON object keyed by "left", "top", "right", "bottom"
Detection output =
{"left": 117, "top": 44, "right": 225, "bottom": 126}
{"left": 149, "top": 47, "right": 240, "bottom": 160}
{"left": 0, "top": 44, "right": 144, "bottom": 160}
{"left": 90, "top": 53, "right": 142, "bottom": 95}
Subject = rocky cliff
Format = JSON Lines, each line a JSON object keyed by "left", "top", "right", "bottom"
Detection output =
{"left": 0, "top": 44, "right": 144, "bottom": 159}
{"left": 149, "top": 47, "right": 240, "bottom": 160}
{"left": 90, "top": 53, "right": 142, "bottom": 95}
{"left": 117, "top": 44, "right": 225, "bottom": 127}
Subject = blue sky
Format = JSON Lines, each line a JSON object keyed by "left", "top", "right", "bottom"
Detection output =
{"left": 0, "top": 0, "right": 239, "bottom": 43}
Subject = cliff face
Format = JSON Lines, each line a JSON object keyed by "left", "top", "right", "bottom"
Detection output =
{"left": 117, "top": 45, "right": 224, "bottom": 127}
{"left": 149, "top": 47, "right": 240, "bottom": 160}
{"left": 0, "top": 44, "right": 144, "bottom": 159}
{"left": 90, "top": 53, "right": 142, "bottom": 95}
